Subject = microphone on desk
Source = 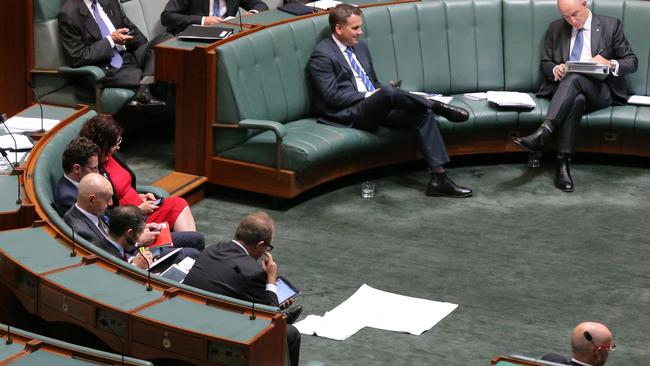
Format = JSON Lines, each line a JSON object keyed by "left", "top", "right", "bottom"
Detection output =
{"left": 5, "top": 324, "right": 12, "bottom": 345}
{"left": 238, "top": 8, "right": 244, "bottom": 32}
{"left": 26, "top": 80, "right": 45, "bottom": 134}
{"left": 0, "top": 113, "right": 22, "bottom": 204}
{"left": 233, "top": 265, "right": 256, "bottom": 320}
{"left": 135, "top": 247, "right": 153, "bottom": 292}
{"left": 70, "top": 224, "right": 77, "bottom": 257}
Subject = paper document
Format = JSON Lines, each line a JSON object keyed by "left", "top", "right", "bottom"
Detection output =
{"left": 628, "top": 95, "right": 650, "bottom": 106}
{"left": 565, "top": 61, "right": 609, "bottom": 80}
{"left": 486, "top": 91, "right": 536, "bottom": 108}
{"left": 410, "top": 91, "right": 453, "bottom": 105}
{"left": 3, "top": 151, "right": 28, "bottom": 165}
{"left": 464, "top": 92, "right": 487, "bottom": 101}
{"left": 3, "top": 116, "right": 60, "bottom": 133}
{"left": 304, "top": 0, "right": 349, "bottom": 10}
{"left": 0, "top": 134, "right": 33, "bottom": 150}
{"left": 294, "top": 284, "right": 458, "bottom": 341}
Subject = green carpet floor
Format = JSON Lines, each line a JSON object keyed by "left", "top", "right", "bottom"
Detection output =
{"left": 122, "top": 138, "right": 650, "bottom": 365}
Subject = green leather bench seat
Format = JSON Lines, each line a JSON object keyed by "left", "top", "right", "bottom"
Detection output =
{"left": 215, "top": 0, "right": 650, "bottom": 189}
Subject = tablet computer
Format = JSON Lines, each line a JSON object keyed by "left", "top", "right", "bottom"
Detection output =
{"left": 276, "top": 276, "right": 301, "bottom": 304}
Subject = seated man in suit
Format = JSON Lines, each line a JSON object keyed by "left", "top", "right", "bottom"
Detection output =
{"left": 513, "top": 0, "right": 637, "bottom": 191}
{"left": 184, "top": 211, "right": 301, "bottom": 366}
{"left": 54, "top": 137, "right": 100, "bottom": 216}
{"left": 542, "top": 321, "right": 615, "bottom": 366}
{"left": 307, "top": 4, "right": 472, "bottom": 198}
{"left": 161, "top": 0, "right": 269, "bottom": 34}
{"left": 58, "top": 0, "right": 166, "bottom": 107}
{"left": 106, "top": 205, "right": 154, "bottom": 269}
{"left": 64, "top": 173, "right": 204, "bottom": 260}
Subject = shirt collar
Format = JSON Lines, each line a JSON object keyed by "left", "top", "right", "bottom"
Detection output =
{"left": 332, "top": 35, "right": 349, "bottom": 53}
{"left": 64, "top": 174, "right": 80, "bottom": 188}
{"left": 571, "top": 358, "right": 593, "bottom": 366}
{"left": 232, "top": 240, "right": 249, "bottom": 256}
{"left": 75, "top": 203, "right": 99, "bottom": 226}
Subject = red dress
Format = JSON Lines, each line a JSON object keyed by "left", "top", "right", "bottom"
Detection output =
{"left": 104, "top": 156, "right": 188, "bottom": 227}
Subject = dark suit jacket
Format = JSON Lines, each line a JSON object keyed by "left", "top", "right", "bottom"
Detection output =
{"left": 58, "top": 0, "right": 148, "bottom": 69}
{"left": 184, "top": 241, "right": 279, "bottom": 306}
{"left": 541, "top": 353, "right": 580, "bottom": 365}
{"left": 538, "top": 13, "right": 637, "bottom": 100}
{"left": 54, "top": 176, "right": 78, "bottom": 217}
{"left": 161, "top": 0, "right": 269, "bottom": 34}
{"left": 63, "top": 205, "right": 123, "bottom": 258}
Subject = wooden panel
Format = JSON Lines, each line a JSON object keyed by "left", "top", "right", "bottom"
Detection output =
{"left": 0, "top": 0, "right": 30, "bottom": 115}
{"left": 39, "top": 284, "right": 96, "bottom": 326}
{"left": 131, "top": 319, "right": 207, "bottom": 361}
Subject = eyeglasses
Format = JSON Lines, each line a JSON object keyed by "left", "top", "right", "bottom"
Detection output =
{"left": 264, "top": 242, "right": 274, "bottom": 252}
{"left": 584, "top": 331, "right": 616, "bottom": 352}
{"left": 83, "top": 164, "right": 99, "bottom": 172}
{"left": 111, "top": 136, "right": 122, "bottom": 150}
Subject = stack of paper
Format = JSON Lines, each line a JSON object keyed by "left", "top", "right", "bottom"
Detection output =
{"left": 464, "top": 92, "right": 487, "bottom": 101}
{"left": 0, "top": 134, "right": 33, "bottom": 150}
{"left": 486, "top": 91, "right": 536, "bottom": 108}
{"left": 628, "top": 95, "right": 650, "bottom": 106}
{"left": 294, "top": 284, "right": 458, "bottom": 341}
{"left": 3, "top": 116, "right": 60, "bottom": 133}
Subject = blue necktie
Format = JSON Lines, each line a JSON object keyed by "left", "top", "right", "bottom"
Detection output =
{"left": 213, "top": 0, "right": 222, "bottom": 17}
{"left": 569, "top": 28, "right": 584, "bottom": 62}
{"left": 344, "top": 47, "right": 375, "bottom": 92}
{"left": 91, "top": 0, "right": 123, "bottom": 68}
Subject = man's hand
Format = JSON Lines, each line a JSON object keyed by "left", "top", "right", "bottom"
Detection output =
{"left": 279, "top": 298, "right": 294, "bottom": 309}
{"left": 138, "top": 228, "right": 159, "bottom": 246}
{"left": 592, "top": 55, "right": 610, "bottom": 66}
{"left": 553, "top": 63, "right": 566, "bottom": 81}
{"left": 111, "top": 28, "right": 134, "bottom": 45}
{"left": 138, "top": 200, "right": 159, "bottom": 215}
{"left": 132, "top": 249, "right": 153, "bottom": 270}
{"left": 203, "top": 16, "right": 224, "bottom": 25}
{"left": 139, "top": 192, "right": 156, "bottom": 202}
{"left": 261, "top": 252, "right": 278, "bottom": 285}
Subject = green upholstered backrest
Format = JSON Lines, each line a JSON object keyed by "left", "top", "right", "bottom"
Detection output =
{"left": 592, "top": 0, "right": 650, "bottom": 95}
{"left": 216, "top": 15, "right": 330, "bottom": 152}
{"left": 365, "top": 0, "right": 505, "bottom": 94}
{"left": 34, "top": 0, "right": 63, "bottom": 22}
{"left": 502, "top": 0, "right": 558, "bottom": 92}
{"left": 121, "top": 0, "right": 169, "bottom": 40}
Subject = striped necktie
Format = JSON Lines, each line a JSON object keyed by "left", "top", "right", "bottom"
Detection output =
{"left": 344, "top": 47, "right": 375, "bottom": 92}
{"left": 91, "top": 0, "right": 123, "bottom": 68}
{"left": 213, "top": 0, "right": 222, "bottom": 17}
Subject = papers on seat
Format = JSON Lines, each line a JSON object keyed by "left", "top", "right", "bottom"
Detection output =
{"left": 627, "top": 95, "right": 650, "bottom": 106}
{"left": 463, "top": 92, "right": 487, "bottom": 101}
{"left": 294, "top": 284, "right": 458, "bottom": 341}
{"left": 304, "top": 0, "right": 349, "bottom": 10}
{"left": 486, "top": 91, "right": 536, "bottom": 108}
{"left": 410, "top": 91, "right": 453, "bottom": 105}
{"left": 0, "top": 134, "right": 33, "bottom": 150}
{"left": 565, "top": 61, "right": 609, "bottom": 80}
{"left": 3, "top": 116, "right": 60, "bottom": 133}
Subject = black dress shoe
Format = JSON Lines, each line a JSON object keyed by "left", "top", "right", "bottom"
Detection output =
{"left": 129, "top": 85, "right": 166, "bottom": 107}
{"left": 430, "top": 100, "right": 469, "bottom": 123}
{"left": 426, "top": 172, "right": 472, "bottom": 198}
{"left": 554, "top": 155, "right": 574, "bottom": 192}
{"left": 513, "top": 126, "right": 550, "bottom": 153}
{"left": 283, "top": 305, "right": 303, "bottom": 324}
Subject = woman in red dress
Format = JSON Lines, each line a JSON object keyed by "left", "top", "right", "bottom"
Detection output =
{"left": 79, "top": 115, "right": 197, "bottom": 232}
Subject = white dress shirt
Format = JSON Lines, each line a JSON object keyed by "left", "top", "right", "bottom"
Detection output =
{"left": 332, "top": 35, "right": 375, "bottom": 97}
{"left": 82, "top": 0, "right": 125, "bottom": 51}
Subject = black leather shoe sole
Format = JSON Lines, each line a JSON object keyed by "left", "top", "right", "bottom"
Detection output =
{"left": 425, "top": 188, "right": 473, "bottom": 198}
{"left": 513, "top": 138, "right": 538, "bottom": 153}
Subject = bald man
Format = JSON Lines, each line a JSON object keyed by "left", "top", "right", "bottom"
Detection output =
{"left": 542, "top": 321, "right": 615, "bottom": 366}
{"left": 513, "top": 0, "right": 637, "bottom": 192}
{"left": 64, "top": 173, "right": 203, "bottom": 264}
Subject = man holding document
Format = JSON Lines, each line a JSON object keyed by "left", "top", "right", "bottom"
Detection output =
{"left": 307, "top": 4, "right": 473, "bottom": 198}
{"left": 161, "top": 0, "right": 268, "bottom": 34}
{"left": 514, "top": 0, "right": 637, "bottom": 191}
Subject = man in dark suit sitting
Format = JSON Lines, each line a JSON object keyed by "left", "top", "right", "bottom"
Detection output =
{"left": 58, "top": 0, "right": 166, "bottom": 107}
{"left": 54, "top": 137, "right": 100, "bottom": 216}
{"left": 542, "top": 321, "right": 615, "bottom": 366}
{"left": 184, "top": 211, "right": 301, "bottom": 366}
{"left": 513, "top": 0, "right": 637, "bottom": 191}
{"left": 64, "top": 173, "right": 204, "bottom": 261}
{"left": 307, "top": 4, "right": 472, "bottom": 198}
{"left": 161, "top": 0, "right": 269, "bottom": 35}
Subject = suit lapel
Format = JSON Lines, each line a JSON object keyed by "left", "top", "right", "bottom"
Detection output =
{"left": 590, "top": 15, "right": 602, "bottom": 56}
{"left": 203, "top": 0, "right": 211, "bottom": 16}
{"left": 561, "top": 22, "right": 572, "bottom": 62}
{"left": 79, "top": 0, "right": 103, "bottom": 41}
{"left": 325, "top": 37, "right": 356, "bottom": 84}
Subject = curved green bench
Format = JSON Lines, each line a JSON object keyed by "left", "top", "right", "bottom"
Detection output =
{"left": 212, "top": 0, "right": 650, "bottom": 198}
